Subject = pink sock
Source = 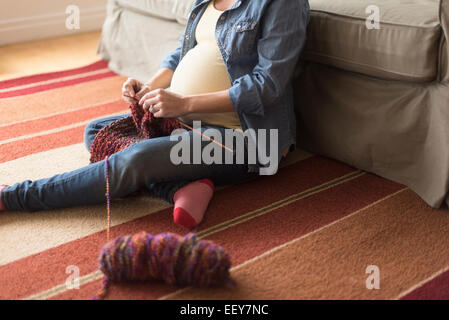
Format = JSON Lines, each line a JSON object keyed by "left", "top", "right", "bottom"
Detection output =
{"left": 0, "top": 185, "right": 9, "bottom": 211}
{"left": 172, "top": 179, "right": 214, "bottom": 229}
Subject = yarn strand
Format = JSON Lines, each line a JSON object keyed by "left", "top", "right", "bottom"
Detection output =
{"left": 105, "top": 156, "right": 111, "bottom": 241}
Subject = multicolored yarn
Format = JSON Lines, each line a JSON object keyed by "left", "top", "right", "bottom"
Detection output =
{"left": 104, "top": 155, "right": 111, "bottom": 241}
{"left": 89, "top": 103, "right": 182, "bottom": 163}
{"left": 93, "top": 232, "right": 234, "bottom": 299}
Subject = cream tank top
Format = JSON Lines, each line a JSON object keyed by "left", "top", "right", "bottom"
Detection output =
{"left": 169, "top": 0, "right": 241, "bottom": 130}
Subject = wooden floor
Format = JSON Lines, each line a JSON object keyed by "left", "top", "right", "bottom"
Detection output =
{"left": 0, "top": 31, "right": 102, "bottom": 81}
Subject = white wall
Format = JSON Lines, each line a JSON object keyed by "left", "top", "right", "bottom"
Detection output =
{"left": 0, "top": 0, "right": 107, "bottom": 45}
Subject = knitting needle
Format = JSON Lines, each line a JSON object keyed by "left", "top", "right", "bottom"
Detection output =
{"left": 124, "top": 94, "right": 138, "bottom": 102}
{"left": 176, "top": 120, "right": 234, "bottom": 153}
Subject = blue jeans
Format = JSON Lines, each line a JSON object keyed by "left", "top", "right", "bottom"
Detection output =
{"left": 1, "top": 113, "right": 257, "bottom": 212}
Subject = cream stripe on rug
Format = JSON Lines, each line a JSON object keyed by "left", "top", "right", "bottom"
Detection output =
{"left": 0, "top": 143, "right": 170, "bottom": 265}
{"left": 0, "top": 146, "right": 311, "bottom": 266}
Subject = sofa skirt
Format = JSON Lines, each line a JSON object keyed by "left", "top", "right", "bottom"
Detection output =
{"left": 293, "top": 61, "right": 449, "bottom": 208}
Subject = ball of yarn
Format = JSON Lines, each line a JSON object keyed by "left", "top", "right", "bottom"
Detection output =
{"left": 93, "top": 232, "right": 234, "bottom": 299}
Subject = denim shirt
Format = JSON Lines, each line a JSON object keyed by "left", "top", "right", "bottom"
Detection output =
{"left": 160, "top": 0, "right": 310, "bottom": 174}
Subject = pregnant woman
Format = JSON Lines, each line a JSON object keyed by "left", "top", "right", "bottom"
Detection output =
{"left": 0, "top": 0, "right": 309, "bottom": 228}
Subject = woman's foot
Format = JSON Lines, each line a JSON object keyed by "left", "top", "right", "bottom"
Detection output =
{"left": 172, "top": 179, "right": 214, "bottom": 229}
{"left": 0, "top": 185, "right": 9, "bottom": 211}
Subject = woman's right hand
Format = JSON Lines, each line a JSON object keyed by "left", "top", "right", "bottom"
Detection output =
{"left": 122, "top": 78, "right": 154, "bottom": 105}
{"left": 121, "top": 78, "right": 143, "bottom": 104}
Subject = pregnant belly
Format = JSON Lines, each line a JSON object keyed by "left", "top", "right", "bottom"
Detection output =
{"left": 169, "top": 43, "right": 241, "bottom": 130}
{"left": 169, "top": 43, "right": 232, "bottom": 95}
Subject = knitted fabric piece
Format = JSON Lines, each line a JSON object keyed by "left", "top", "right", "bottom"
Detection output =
{"left": 89, "top": 104, "right": 182, "bottom": 164}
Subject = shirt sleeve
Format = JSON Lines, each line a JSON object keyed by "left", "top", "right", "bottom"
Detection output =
{"left": 159, "top": 34, "right": 184, "bottom": 71}
{"left": 228, "top": 0, "right": 310, "bottom": 117}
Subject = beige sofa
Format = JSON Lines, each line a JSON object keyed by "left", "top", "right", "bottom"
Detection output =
{"left": 98, "top": 0, "right": 449, "bottom": 208}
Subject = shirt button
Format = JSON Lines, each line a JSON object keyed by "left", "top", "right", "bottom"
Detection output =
{"left": 185, "top": 35, "right": 190, "bottom": 40}
{"left": 191, "top": 13, "right": 196, "bottom": 19}
{"left": 236, "top": 25, "right": 241, "bottom": 30}
{"left": 220, "top": 15, "right": 226, "bottom": 21}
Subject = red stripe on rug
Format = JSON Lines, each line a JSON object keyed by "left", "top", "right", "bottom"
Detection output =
{"left": 400, "top": 269, "right": 449, "bottom": 300}
{"left": 53, "top": 174, "right": 404, "bottom": 300}
{"left": 0, "top": 100, "right": 128, "bottom": 142}
{"left": 0, "top": 71, "right": 116, "bottom": 99}
{"left": 0, "top": 157, "right": 357, "bottom": 299}
{"left": 0, "top": 126, "right": 85, "bottom": 163}
{"left": 0, "top": 61, "right": 108, "bottom": 90}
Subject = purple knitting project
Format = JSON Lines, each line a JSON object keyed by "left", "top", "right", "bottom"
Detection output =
{"left": 89, "top": 103, "right": 182, "bottom": 164}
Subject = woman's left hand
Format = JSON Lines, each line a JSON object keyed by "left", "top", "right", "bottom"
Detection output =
{"left": 138, "top": 88, "right": 190, "bottom": 118}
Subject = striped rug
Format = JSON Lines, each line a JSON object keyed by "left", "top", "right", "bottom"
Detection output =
{"left": 1, "top": 61, "right": 449, "bottom": 300}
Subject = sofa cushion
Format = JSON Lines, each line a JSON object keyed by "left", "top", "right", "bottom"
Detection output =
{"left": 115, "top": 0, "right": 195, "bottom": 24}
{"left": 305, "top": 0, "right": 442, "bottom": 82}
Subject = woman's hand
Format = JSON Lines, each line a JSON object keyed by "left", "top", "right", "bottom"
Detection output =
{"left": 139, "top": 88, "right": 191, "bottom": 118}
{"left": 121, "top": 78, "right": 142, "bottom": 104}
{"left": 121, "top": 78, "right": 153, "bottom": 103}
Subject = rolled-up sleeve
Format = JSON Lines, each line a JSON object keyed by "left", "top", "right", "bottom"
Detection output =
{"left": 159, "top": 34, "right": 184, "bottom": 71}
{"left": 228, "top": 0, "right": 309, "bottom": 117}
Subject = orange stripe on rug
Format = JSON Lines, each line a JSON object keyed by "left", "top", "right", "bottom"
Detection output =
{"left": 0, "top": 60, "right": 108, "bottom": 90}
{"left": 0, "top": 126, "right": 84, "bottom": 163}
{"left": 0, "top": 157, "right": 357, "bottom": 299}
{"left": 0, "top": 109, "right": 130, "bottom": 163}
{"left": 0, "top": 76, "right": 125, "bottom": 126}
{"left": 0, "top": 100, "right": 128, "bottom": 142}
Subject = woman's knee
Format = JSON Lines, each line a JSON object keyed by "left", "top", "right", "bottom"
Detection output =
{"left": 83, "top": 119, "right": 102, "bottom": 151}
{"left": 112, "top": 140, "right": 173, "bottom": 185}
{"left": 84, "top": 114, "right": 131, "bottom": 149}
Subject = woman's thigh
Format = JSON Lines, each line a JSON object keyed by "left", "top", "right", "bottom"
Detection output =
{"left": 83, "top": 113, "right": 131, "bottom": 151}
